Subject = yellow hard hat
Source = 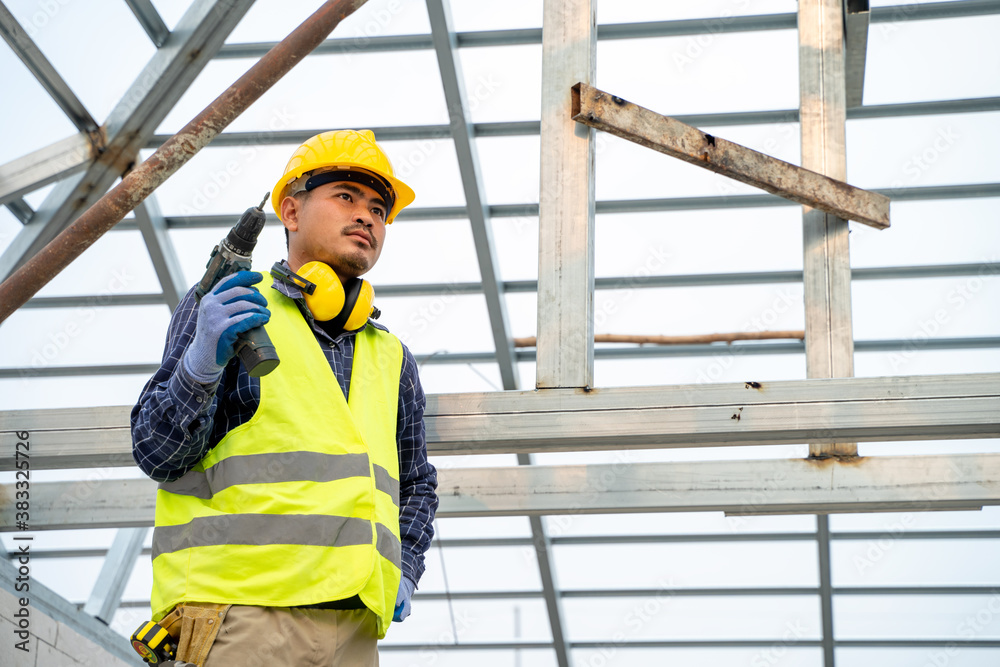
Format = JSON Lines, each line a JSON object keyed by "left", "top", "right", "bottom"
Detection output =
{"left": 271, "top": 129, "right": 415, "bottom": 224}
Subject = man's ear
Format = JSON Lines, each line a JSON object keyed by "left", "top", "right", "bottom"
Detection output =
{"left": 280, "top": 196, "right": 300, "bottom": 232}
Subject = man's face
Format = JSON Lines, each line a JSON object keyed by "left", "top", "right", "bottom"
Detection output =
{"left": 281, "top": 179, "right": 388, "bottom": 280}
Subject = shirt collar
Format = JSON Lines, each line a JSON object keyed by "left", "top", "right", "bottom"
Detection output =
{"left": 270, "top": 259, "right": 304, "bottom": 301}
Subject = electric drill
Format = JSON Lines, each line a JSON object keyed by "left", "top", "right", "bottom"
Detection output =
{"left": 196, "top": 193, "right": 280, "bottom": 377}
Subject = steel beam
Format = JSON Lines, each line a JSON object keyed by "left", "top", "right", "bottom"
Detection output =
{"left": 817, "top": 516, "right": 836, "bottom": 666}
{"left": 3, "top": 336, "right": 999, "bottom": 378}
{"left": 4, "top": 373, "right": 998, "bottom": 468}
{"left": 380, "top": 639, "right": 1000, "bottom": 651}
{"left": 5, "top": 452, "right": 999, "bottom": 530}
{"left": 845, "top": 0, "right": 870, "bottom": 108}
{"left": 212, "top": 2, "right": 1000, "bottom": 58}
{"left": 571, "top": 83, "right": 890, "bottom": 229}
{"left": 20, "top": 536, "right": 1000, "bottom": 561}
{"left": 0, "top": 132, "right": 97, "bottom": 206}
{"left": 320, "top": 373, "right": 1000, "bottom": 454}
{"left": 522, "top": 494, "right": 571, "bottom": 667}
{"left": 372, "top": 263, "right": 1000, "bottom": 296}
{"left": 124, "top": 0, "right": 170, "bottom": 47}
{"left": 536, "top": 0, "right": 596, "bottom": 389}
{"left": 158, "top": 182, "right": 1000, "bottom": 227}
{"left": 800, "top": 0, "right": 858, "bottom": 461}
{"left": 22, "top": 293, "right": 167, "bottom": 308}
{"left": 134, "top": 193, "right": 187, "bottom": 310}
{"left": 3, "top": 363, "right": 160, "bottom": 379}
{"left": 425, "top": 2, "right": 564, "bottom": 662}
{"left": 870, "top": 0, "right": 1000, "bottom": 23}
{"left": 442, "top": 454, "right": 1000, "bottom": 516}
{"left": 0, "top": 557, "right": 136, "bottom": 661}
{"left": 142, "top": 93, "right": 1000, "bottom": 149}
{"left": 0, "top": 0, "right": 255, "bottom": 285}
{"left": 426, "top": 0, "right": 520, "bottom": 392}
{"left": 0, "top": 3, "right": 98, "bottom": 133}
{"left": 5, "top": 197, "right": 33, "bottom": 223}
{"left": 82, "top": 527, "right": 147, "bottom": 623}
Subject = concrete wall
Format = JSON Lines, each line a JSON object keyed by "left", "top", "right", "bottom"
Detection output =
{"left": 1, "top": 586, "right": 134, "bottom": 667}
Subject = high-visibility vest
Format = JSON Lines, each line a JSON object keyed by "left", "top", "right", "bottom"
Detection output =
{"left": 151, "top": 274, "right": 404, "bottom": 637}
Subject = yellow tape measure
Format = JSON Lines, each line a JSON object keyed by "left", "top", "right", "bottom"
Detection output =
{"left": 130, "top": 620, "right": 176, "bottom": 664}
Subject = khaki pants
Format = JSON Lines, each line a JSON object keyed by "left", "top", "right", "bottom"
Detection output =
{"left": 202, "top": 605, "right": 379, "bottom": 667}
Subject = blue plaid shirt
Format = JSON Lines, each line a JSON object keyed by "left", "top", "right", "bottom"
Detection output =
{"left": 131, "top": 271, "right": 438, "bottom": 585}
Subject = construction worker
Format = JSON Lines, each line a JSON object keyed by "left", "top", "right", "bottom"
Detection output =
{"left": 131, "top": 130, "right": 438, "bottom": 666}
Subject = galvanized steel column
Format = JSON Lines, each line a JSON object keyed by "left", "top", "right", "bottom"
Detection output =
{"left": 799, "top": 0, "right": 858, "bottom": 459}
{"left": 83, "top": 527, "right": 148, "bottom": 624}
{"left": 425, "top": 0, "right": 521, "bottom": 392}
{"left": 536, "top": 0, "right": 596, "bottom": 389}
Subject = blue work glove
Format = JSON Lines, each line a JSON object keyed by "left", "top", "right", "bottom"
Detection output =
{"left": 182, "top": 271, "right": 270, "bottom": 383}
{"left": 393, "top": 576, "right": 416, "bottom": 622}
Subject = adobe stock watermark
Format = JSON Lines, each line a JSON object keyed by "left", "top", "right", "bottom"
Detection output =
{"left": 887, "top": 256, "right": 998, "bottom": 372}
{"left": 509, "top": 129, "right": 614, "bottom": 239}
{"left": 571, "top": 578, "right": 678, "bottom": 667}
{"left": 673, "top": 0, "right": 760, "bottom": 73}
{"left": 875, "top": 2, "right": 922, "bottom": 41}
{"left": 406, "top": 607, "right": 476, "bottom": 667}
{"left": 749, "top": 619, "right": 810, "bottom": 667}
{"left": 595, "top": 244, "right": 673, "bottom": 323}
{"left": 341, "top": 0, "right": 406, "bottom": 67}
{"left": 390, "top": 73, "right": 502, "bottom": 184}
{"left": 176, "top": 106, "right": 296, "bottom": 216}
{"left": 20, "top": 0, "right": 74, "bottom": 38}
{"left": 694, "top": 285, "right": 800, "bottom": 385}
{"left": 714, "top": 114, "right": 798, "bottom": 199}
{"left": 19, "top": 267, "right": 135, "bottom": 377}
{"left": 918, "top": 591, "right": 1000, "bottom": 667}
{"left": 724, "top": 466, "right": 789, "bottom": 532}
{"left": 885, "top": 126, "right": 960, "bottom": 197}
{"left": 723, "top": 428, "right": 834, "bottom": 532}
{"left": 546, "top": 243, "right": 673, "bottom": 370}
{"left": 402, "top": 282, "right": 464, "bottom": 340}
{"left": 533, "top": 450, "right": 638, "bottom": 544}
{"left": 852, "top": 457, "right": 971, "bottom": 576}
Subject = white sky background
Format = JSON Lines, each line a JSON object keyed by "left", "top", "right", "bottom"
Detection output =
{"left": 1, "top": 0, "right": 1000, "bottom": 665}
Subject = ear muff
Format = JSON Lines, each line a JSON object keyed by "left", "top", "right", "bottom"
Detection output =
{"left": 342, "top": 279, "right": 375, "bottom": 331}
{"left": 295, "top": 261, "right": 376, "bottom": 329}
{"left": 298, "top": 261, "right": 345, "bottom": 322}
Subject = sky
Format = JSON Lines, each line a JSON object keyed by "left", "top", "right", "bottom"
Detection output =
{"left": 1, "top": 1, "right": 999, "bottom": 665}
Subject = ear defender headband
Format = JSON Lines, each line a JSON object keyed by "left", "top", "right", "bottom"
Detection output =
{"left": 304, "top": 170, "right": 395, "bottom": 217}
{"left": 271, "top": 261, "right": 379, "bottom": 330}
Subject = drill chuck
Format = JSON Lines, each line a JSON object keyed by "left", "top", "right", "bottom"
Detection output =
{"left": 225, "top": 193, "right": 269, "bottom": 254}
{"left": 196, "top": 193, "right": 280, "bottom": 377}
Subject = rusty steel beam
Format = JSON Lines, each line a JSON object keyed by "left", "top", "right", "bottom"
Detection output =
{"left": 571, "top": 83, "right": 890, "bottom": 230}
{"left": 0, "top": 0, "right": 371, "bottom": 325}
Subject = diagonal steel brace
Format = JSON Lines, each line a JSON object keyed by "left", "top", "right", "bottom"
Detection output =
{"left": 571, "top": 83, "right": 890, "bottom": 229}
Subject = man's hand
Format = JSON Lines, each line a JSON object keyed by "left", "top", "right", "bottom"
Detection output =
{"left": 393, "top": 577, "right": 416, "bottom": 622}
{"left": 183, "top": 271, "right": 270, "bottom": 383}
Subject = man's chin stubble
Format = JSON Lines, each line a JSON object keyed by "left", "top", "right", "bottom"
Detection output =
{"left": 338, "top": 252, "right": 371, "bottom": 275}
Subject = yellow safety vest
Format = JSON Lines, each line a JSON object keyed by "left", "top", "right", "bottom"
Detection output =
{"left": 151, "top": 274, "right": 404, "bottom": 637}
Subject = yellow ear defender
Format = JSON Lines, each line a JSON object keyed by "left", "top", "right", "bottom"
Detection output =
{"left": 297, "top": 261, "right": 345, "bottom": 321}
{"left": 272, "top": 261, "right": 379, "bottom": 330}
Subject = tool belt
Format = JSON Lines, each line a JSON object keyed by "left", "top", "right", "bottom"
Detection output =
{"left": 158, "top": 603, "right": 232, "bottom": 667}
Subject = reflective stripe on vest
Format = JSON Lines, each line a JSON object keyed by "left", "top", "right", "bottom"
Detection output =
{"left": 151, "top": 273, "right": 403, "bottom": 638}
